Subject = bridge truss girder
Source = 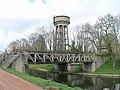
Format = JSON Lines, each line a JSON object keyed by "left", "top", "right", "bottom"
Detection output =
{"left": 23, "top": 52, "right": 94, "bottom": 64}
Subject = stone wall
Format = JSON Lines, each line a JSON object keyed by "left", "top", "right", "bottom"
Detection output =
{"left": 10, "top": 54, "right": 26, "bottom": 73}
{"left": 94, "top": 56, "right": 107, "bottom": 69}
{"left": 82, "top": 56, "right": 107, "bottom": 72}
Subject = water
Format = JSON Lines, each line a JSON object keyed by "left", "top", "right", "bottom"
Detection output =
{"left": 27, "top": 69, "right": 120, "bottom": 90}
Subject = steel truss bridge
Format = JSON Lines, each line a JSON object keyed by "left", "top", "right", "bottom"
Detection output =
{"left": 0, "top": 49, "right": 94, "bottom": 68}
{"left": 22, "top": 51, "right": 94, "bottom": 64}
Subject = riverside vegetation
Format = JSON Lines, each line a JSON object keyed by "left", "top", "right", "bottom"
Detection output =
{"left": 29, "top": 64, "right": 83, "bottom": 73}
{"left": 93, "top": 59, "right": 120, "bottom": 74}
{"left": 29, "top": 64, "right": 55, "bottom": 71}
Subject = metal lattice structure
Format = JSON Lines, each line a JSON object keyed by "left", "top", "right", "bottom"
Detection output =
{"left": 23, "top": 51, "right": 94, "bottom": 64}
{"left": 1, "top": 50, "right": 94, "bottom": 67}
{"left": 53, "top": 15, "right": 70, "bottom": 51}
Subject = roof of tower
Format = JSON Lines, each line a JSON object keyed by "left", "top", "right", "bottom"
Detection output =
{"left": 53, "top": 15, "right": 70, "bottom": 25}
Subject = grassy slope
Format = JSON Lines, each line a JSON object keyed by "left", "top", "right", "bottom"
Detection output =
{"left": 29, "top": 64, "right": 55, "bottom": 71}
{"left": 94, "top": 59, "right": 120, "bottom": 74}
{"left": 0, "top": 66, "right": 81, "bottom": 90}
{"left": 69, "top": 64, "right": 82, "bottom": 73}
{"left": 29, "top": 64, "right": 83, "bottom": 73}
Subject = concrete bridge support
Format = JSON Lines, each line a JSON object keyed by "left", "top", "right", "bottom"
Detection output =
{"left": 67, "top": 63, "right": 80, "bottom": 71}
{"left": 82, "top": 56, "right": 107, "bottom": 72}
{"left": 63, "top": 62, "right": 96, "bottom": 72}
{"left": 9, "top": 54, "right": 26, "bottom": 73}
{"left": 82, "top": 62, "right": 96, "bottom": 72}
{"left": 55, "top": 63, "right": 80, "bottom": 71}
{"left": 55, "top": 63, "right": 68, "bottom": 71}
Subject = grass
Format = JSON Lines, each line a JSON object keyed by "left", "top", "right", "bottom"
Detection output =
{"left": 69, "top": 64, "right": 82, "bottom": 73}
{"left": 0, "top": 66, "right": 81, "bottom": 90}
{"left": 93, "top": 59, "right": 120, "bottom": 74}
{"left": 29, "top": 64, "right": 55, "bottom": 71}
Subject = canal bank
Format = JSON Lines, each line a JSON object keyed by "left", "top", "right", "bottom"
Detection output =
{"left": 27, "top": 59, "right": 120, "bottom": 90}
{"left": 26, "top": 68, "right": 120, "bottom": 90}
{"left": 29, "top": 62, "right": 120, "bottom": 79}
{"left": 0, "top": 66, "right": 81, "bottom": 90}
{"left": 35, "top": 68, "right": 120, "bottom": 78}
{"left": 74, "top": 73, "right": 120, "bottom": 78}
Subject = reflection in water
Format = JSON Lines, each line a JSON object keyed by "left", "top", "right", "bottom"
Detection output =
{"left": 27, "top": 69, "right": 120, "bottom": 90}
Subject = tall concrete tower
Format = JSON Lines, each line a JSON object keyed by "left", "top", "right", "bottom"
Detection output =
{"left": 53, "top": 15, "right": 70, "bottom": 51}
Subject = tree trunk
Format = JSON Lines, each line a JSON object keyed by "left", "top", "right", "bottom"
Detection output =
{"left": 110, "top": 52, "right": 115, "bottom": 70}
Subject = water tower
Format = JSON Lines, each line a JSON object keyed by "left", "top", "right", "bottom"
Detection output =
{"left": 53, "top": 15, "right": 70, "bottom": 51}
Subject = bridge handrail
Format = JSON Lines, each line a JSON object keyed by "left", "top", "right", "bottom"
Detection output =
{"left": 2, "top": 52, "right": 19, "bottom": 65}
{"left": 16, "top": 49, "right": 81, "bottom": 54}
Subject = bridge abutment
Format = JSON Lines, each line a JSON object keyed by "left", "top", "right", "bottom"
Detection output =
{"left": 82, "top": 62, "right": 96, "bottom": 72}
{"left": 55, "top": 63, "right": 80, "bottom": 71}
{"left": 67, "top": 63, "right": 80, "bottom": 71}
{"left": 55, "top": 63, "right": 68, "bottom": 71}
{"left": 9, "top": 54, "right": 26, "bottom": 73}
{"left": 82, "top": 56, "right": 107, "bottom": 72}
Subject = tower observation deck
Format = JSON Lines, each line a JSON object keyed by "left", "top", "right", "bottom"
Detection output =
{"left": 53, "top": 15, "right": 70, "bottom": 51}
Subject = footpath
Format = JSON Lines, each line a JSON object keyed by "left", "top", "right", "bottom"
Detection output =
{"left": 0, "top": 69, "right": 44, "bottom": 90}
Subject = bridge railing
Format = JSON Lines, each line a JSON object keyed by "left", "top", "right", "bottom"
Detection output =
{"left": 13, "top": 48, "right": 81, "bottom": 54}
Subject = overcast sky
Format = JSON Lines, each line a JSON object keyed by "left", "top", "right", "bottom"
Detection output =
{"left": 0, "top": 0, "right": 120, "bottom": 51}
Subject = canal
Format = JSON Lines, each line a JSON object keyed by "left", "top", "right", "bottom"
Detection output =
{"left": 27, "top": 69, "right": 120, "bottom": 90}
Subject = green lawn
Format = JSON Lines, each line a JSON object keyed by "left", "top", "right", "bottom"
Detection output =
{"left": 69, "top": 64, "right": 82, "bottom": 73}
{"left": 94, "top": 59, "right": 120, "bottom": 74}
{"left": 29, "top": 64, "right": 55, "bottom": 71}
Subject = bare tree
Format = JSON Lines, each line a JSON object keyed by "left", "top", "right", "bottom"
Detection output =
{"left": 32, "top": 34, "right": 47, "bottom": 51}
{"left": 84, "top": 22, "right": 105, "bottom": 53}
{"left": 20, "top": 38, "right": 29, "bottom": 50}
{"left": 7, "top": 41, "right": 18, "bottom": 53}
{"left": 81, "top": 23, "right": 94, "bottom": 53}
{"left": 96, "top": 14, "right": 119, "bottom": 69}
{"left": 73, "top": 25, "right": 84, "bottom": 53}
{"left": 28, "top": 32, "right": 38, "bottom": 51}
{"left": 16, "top": 39, "right": 21, "bottom": 50}
{"left": 44, "top": 25, "right": 54, "bottom": 51}
{"left": 36, "top": 25, "right": 54, "bottom": 51}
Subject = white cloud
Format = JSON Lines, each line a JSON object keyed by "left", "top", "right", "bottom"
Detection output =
{"left": 0, "top": 0, "right": 120, "bottom": 51}
{"left": 0, "top": 28, "right": 7, "bottom": 46}
{"left": 0, "top": 26, "right": 36, "bottom": 51}
{"left": 0, "top": 0, "right": 50, "bottom": 20}
{"left": 96, "top": 0, "right": 120, "bottom": 15}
